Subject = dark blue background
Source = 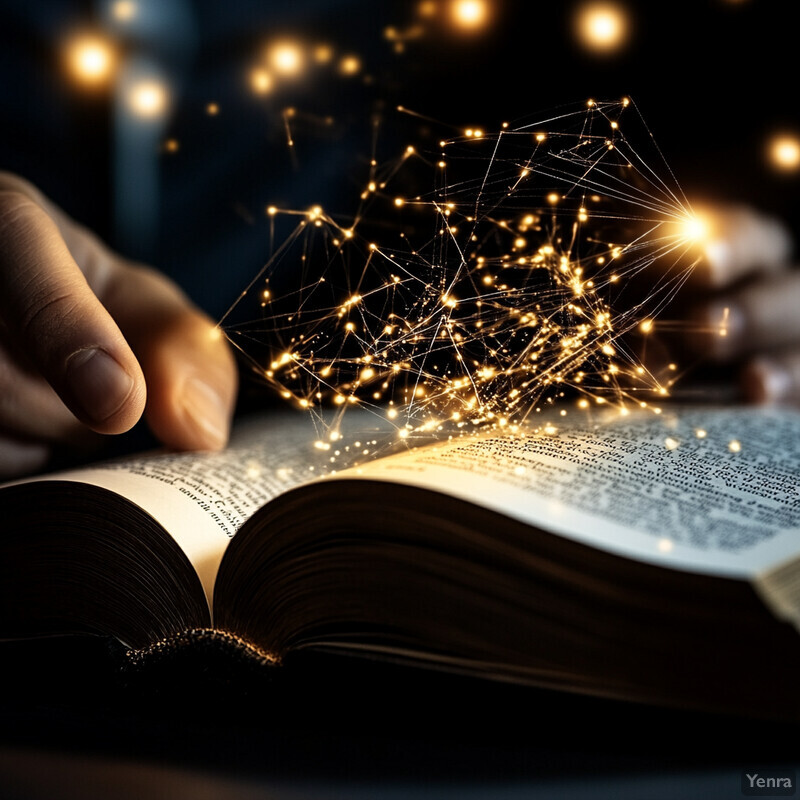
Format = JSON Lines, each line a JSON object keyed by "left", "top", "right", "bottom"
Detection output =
{"left": 1, "top": 0, "right": 798, "bottom": 321}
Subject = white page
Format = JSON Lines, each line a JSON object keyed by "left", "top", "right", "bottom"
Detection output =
{"left": 333, "top": 405, "right": 800, "bottom": 579}
{"left": 12, "top": 408, "right": 396, "bottom": 608}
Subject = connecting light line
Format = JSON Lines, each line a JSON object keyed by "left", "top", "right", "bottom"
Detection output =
{"left": 222, "top": 98, "right": 708, "bottom": 442}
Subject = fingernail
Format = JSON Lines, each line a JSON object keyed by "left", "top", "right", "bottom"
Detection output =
{"left": 742, "top": 358, "right": 792, "bottom": 404}
{"left": 65, "top": 348, "right": 134, "bottom": 424}
{"left": 181, "top": 376, "right": 228, "bottom": 449}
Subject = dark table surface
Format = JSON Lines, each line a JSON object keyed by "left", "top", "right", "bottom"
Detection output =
{"left": 0, "top": 635, "right": 797, "bottom": 799}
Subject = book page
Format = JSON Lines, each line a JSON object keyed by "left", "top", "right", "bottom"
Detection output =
{"left": 14, "top": 408, "right": 396, "bottom": 607}
{"left": 334, "top": 405, "right": 800, "bottom": 579}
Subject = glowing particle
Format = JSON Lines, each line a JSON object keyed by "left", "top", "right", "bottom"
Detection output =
{"left": 574, "top": 2, "right": 629, "bottom": 53}
{"left": 639, "top": 319, "right": 653, "bottom": 334}
{"left": 695, "top": 428, "right": 707, "bottom": 439}
{"left": 127, "top": 80, "right": 169, "bottom": 117}
{"left": 339, "top": 55, "right": 361, "bottom": 75}
{"left": 718, "top": 307, "right": 730, "bottom": 337}
{"left": 728, "top": 439, "right": 741, "bottom": 453}
{"left": 250, "top": 68, "right": 274, "bottom": 95}
{"left": 664, "top": 437, "right": 680, "bottom": 451}
{"left": 110, "top": 1, "right": 137, "bottom": 21}
{"left": 450, "top": 0, "right": 490, "bottom": 30}
{"left": 206, "top": 102, "right": 219, "bottom": 115}
{"left": 768, "top": 134, "right": 800, "bottom": 172}
{"left": 314, "top": 44, "right": 334, "bottom": 63}
{"left": 65, "top": 34, "right": 115, "bottom": 86}
{"left": 269, "top": 41, "right": 304, "bottom": 76}
{"left": 657, "top": 538, "right": 674, "bottom": 553}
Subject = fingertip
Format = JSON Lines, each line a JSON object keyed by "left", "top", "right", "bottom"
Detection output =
{"left": 142, "top": 319, "right": 237, "bottom": 452}
{"left": 178, "top": 375, "right": 232, "bottom": 450}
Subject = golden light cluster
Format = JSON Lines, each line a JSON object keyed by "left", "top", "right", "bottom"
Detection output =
{"left": 248, "top": 38, "right": 363, "bottom": 97}
{"left": 383, "top": 0, "right": 494, "bottom": 53}
{"left": 222, "top": 99, "right": 704, "bottom": 440}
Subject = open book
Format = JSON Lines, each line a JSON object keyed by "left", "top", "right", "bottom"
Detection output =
{"left": 2, "top": 403, "right": 800, "bottom": 721}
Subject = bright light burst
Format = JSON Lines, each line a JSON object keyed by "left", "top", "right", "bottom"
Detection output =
{"left": 221, "top": 99, "right": 703, "bottom": 440}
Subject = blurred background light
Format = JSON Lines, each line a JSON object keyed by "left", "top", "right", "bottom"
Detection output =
{"left": 768, "top": 133, "right": 800, "bottom": 172}
{"left": 110, "top": 0, "right": 138, "bottom": 22}
{"left": 64, "top": 33, "right": 116, "bottom": 87}
{"left": 573, "top": 1, "right": 629, "bottom": 53}
{"left": 450, "top": 0, "right": 491, "bottom": 31}
{"left": 127, "top": 79, "right": 169, "bottom": 117}
{"left": 268, "top": 41, "right": 305, "bottom": 77}
{"left": 250, "top": 67, "right": 274, "bottom": 95}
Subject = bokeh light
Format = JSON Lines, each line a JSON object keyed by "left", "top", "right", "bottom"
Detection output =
{"left": 250, "top": 67, "right": 274, "bottom": 95}
{"left": 268, "top": 41, "right": 305, "bottom": 77}
{"left": 768, "top": 133, "right": 800, "bottom": 172}
{"left": 450, "top": 0, "right": 491, "bottom": 31}
{"left": 339, "top": 55, "right": 362, "bottom": 76}
{"left": 127, "top": 79, "right": 169, "bottom": 117}
{"left": 64, "top": 34, "right": 116, "bottom": 87}
{"left": 110, "top": 0, "right": 137, "bottom": 21}
{"left": 573, "top": 2, "right": 629, "bottom": 53}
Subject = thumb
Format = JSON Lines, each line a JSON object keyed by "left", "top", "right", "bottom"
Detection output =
{"left": 0, "top": 191, "right": 146, "bottom": 433}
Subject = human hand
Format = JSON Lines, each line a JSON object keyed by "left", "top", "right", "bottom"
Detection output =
{"left": 0, "top": 172, "right": 237, "bottom": 479}
{"left": 682, "top": 202, "right": 799, "bottom": 406}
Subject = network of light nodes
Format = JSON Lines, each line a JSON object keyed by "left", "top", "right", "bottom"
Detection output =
{"left": 222, "top": 98, "right": 707, "bottom": 440}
